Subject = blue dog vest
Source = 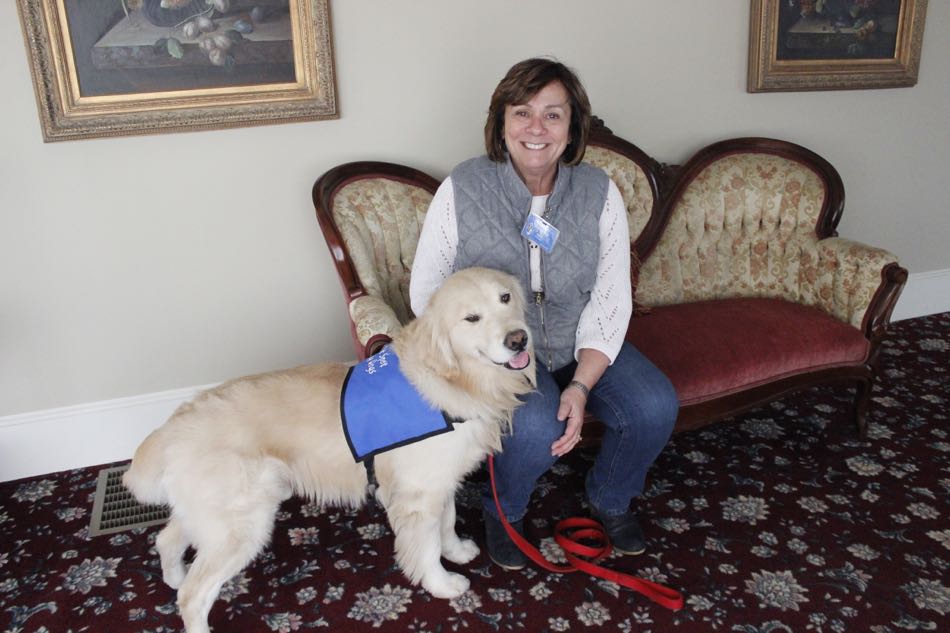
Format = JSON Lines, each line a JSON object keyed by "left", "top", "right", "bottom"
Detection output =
{"left": 341, "top": 346, "right": 459, "bottom": 462}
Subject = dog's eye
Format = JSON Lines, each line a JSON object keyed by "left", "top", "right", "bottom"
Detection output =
{"left": 500, "top": 293, "right": 511, "bottom": 304}
{"left": 464, "top": 314, "right": 481, "bottom": 323}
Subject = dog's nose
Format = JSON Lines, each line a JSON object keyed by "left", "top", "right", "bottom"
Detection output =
{"left": 505, "top": 329, "right": 528, "bottom": 352}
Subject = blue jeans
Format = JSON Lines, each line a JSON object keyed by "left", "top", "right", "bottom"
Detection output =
{"left": 483, "top": 341, "right": 678, "bottom": 520}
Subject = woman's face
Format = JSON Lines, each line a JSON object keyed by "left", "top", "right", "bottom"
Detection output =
{"left": 503, "top": 80, "right": 572, "bottom": 191}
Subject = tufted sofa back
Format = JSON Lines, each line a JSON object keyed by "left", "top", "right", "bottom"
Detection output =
{"left": 313, "top": 162, "right": 440, "bottom": 337}
{"left": 639, "top": 147, "right": 837, "bottom": 304}
{"left": 582, "top": 145, "right": 658, "bottom": 244}
{"left": 631, "top": 139, "right": 900, "bottom": 328}
{"left": 329, "top": 177, "right": 433, "bottom": 324}
{"left": 578, "top": 135, "right": 899, "bottom": 329}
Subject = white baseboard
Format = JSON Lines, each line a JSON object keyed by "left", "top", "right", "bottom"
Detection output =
{"left": 2, "top": 269, "right": 947, "bottom": 482}
{"left": 891, "top": 268, "right": 950, "bottom": 322}
{"left": 0, "top": 385, "right": 212, "bottom": 482}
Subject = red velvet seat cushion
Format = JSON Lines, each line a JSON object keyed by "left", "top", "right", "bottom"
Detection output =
{"left": 626, "top": 298, "right": 870, "bottom": 406}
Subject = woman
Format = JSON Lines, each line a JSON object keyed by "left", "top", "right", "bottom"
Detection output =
{"left": 410, "top": 58, "right": 678, "bottom": 570}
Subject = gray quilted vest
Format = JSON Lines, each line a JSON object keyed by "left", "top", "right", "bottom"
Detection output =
{"left": 451, "top": 155, "right": 608, "bottom": 371}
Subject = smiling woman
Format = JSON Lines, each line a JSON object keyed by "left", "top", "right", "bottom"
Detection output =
{"left": 503, "top": 82, "right": 571, "bottom": 195}
{"left": 409, "top": 57, "right": 678, "bottom": 572}
{"left": 484, "top": 59, "right": 593, "bottom": 178}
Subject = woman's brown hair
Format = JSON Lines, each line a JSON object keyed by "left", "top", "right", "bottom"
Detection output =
{"left": 484, "top": 58, "right": 592, "bottom": 166}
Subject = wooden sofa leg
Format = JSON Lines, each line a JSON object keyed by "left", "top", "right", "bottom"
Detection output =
{"left": 852, "top": 378, "right": 872, "bottom": 439}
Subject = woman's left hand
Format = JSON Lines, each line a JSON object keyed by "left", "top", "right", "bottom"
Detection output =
{"left": 551, "top": 385, "right": 587, "bottom": 457}
{"left": 550, "top": 349, "right": 610, "bottom": 457}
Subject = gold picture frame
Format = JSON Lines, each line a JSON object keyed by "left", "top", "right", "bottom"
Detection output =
{"left": 17, "top": 0, "right": 337, "bottom": 142}
{"left": 748, "top": 0, "right": 927, "bottom": 92}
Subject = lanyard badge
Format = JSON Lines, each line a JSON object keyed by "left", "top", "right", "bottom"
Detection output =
{"left": 521, "top": 213, "right": 560, "bottom": 253}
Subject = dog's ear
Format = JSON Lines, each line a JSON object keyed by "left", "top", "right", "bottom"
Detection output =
{"left": 412, "top": 311, "right": 460, "bottom": 380}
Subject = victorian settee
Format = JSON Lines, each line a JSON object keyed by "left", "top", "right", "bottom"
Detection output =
{"left": 312, "top": 123, "right": 906, "bottom": 437}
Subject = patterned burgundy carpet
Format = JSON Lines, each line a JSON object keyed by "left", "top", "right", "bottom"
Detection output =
{"left": 2, "top": 313, "right": 948, "bottom": 632}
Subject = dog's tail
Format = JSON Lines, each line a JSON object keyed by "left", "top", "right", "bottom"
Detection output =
{"left": 122, "top": 426, "right": 171, "bottom": 506}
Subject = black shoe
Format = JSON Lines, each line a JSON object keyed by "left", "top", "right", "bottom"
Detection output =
{"left": 590, "top": 508, "right": 646, "bottom": 555}
{"left": 483, "top": 510, "right": 527, "bottom": 571}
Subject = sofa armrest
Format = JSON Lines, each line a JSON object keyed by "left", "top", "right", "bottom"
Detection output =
{"left": 348, "top": 294, "right": 404, "bottom": 358}
{"left": 807, "top": 237, "right": 905, "bottom": 334}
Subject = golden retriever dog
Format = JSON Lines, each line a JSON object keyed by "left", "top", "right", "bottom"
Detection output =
{"left": 123, "top": 267, "right": 535, "bottom": 633}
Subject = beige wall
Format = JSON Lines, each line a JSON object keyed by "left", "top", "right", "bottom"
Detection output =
{"left": 2, "top": 1, "right": 948, "bottom": 417}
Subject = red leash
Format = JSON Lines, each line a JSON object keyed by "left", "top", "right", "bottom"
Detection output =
{"left": 488, "top": 455, "right": 685, "bottom": 611}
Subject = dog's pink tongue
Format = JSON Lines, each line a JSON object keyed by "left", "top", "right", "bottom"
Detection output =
{"left": 507, "top": 350, "right": 531, "bottom": 370}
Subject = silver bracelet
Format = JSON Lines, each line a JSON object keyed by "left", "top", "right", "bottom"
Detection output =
{"left": 568, "top": 380, "right": 590, "bottom": 398}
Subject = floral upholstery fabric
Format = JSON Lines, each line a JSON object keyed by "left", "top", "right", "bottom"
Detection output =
{"left": 635, "top": 153, "right": 899, "bottom": 328}
{"left": 348, "top": 295, "right": 403, "bottom": 348}
{"left": 332, "top": 178, "right": 433, "bottom": 326}
{"left": 583, "top": 146, "right": 655, "bottom": 241}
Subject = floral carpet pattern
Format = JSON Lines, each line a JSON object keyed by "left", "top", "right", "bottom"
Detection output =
{"left": 2, "top": 313, "right": 948, "bottom": 632}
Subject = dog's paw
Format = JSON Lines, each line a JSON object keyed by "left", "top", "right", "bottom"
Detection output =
{"left": 423, "top": 571, "right": 470, "bottom": 599}
{"left": 162, "top": 566, "right": 186, "bottom": 590}
{"left": 442, "top": 538, "right": 479, "bottom": 565}
{"left": 160, "top": 559, "right": 188, "bottom": 590}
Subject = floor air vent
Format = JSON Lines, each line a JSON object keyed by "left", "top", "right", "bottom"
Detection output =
{"left": 88, "top": 464, "right": 170, "bottom": 536}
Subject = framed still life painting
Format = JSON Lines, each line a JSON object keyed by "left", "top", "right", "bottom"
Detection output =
{"left": 748, "top": 0, "right": 928, "bottom": 92}
{"left": 16, "top": 0, "right": 337, "bottom": 141}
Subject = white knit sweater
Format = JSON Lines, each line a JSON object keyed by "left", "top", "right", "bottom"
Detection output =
{"left": 409, "top": 175, "right": 632, "bottom": 364}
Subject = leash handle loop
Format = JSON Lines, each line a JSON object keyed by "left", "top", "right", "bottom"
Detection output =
{"left": 488, "top": 455, "right": 685, "bottom": 611}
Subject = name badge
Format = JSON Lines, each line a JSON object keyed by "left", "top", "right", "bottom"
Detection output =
{"left": 521, "top": 213, "right": 560, "bottom": 253}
